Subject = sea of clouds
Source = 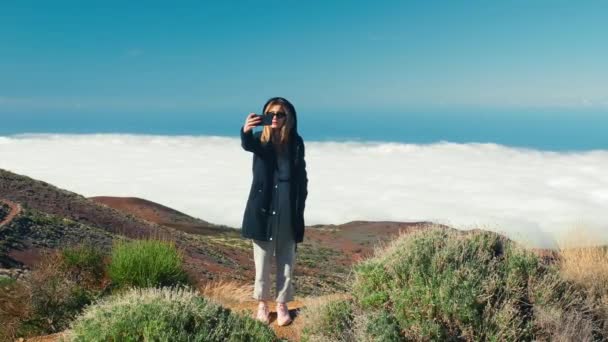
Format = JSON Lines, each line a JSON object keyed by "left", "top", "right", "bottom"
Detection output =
{"left": 1, "top": 133, "right": 607, "bottom": 248}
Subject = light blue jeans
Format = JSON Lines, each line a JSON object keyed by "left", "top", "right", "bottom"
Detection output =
{"left": 252, "top": 236, "right": 296, "bottom": 303}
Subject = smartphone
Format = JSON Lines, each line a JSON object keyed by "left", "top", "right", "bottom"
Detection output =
{"left": 254, "top": 114, "right": 273, "bottom": 126}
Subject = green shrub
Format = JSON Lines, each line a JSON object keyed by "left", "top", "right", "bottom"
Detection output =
{"left": 6, "top": 251, "right": 103, "bottom": 338}
{"left": 363, "top": 310, "right": 402, "bottom": 342}
{"left": 27, "top": 279, "right": 93, "bottom": 334}
{"left": 351, "top": 228, "right": 605, "bottom": 341}
{"left": 108, "top": 238, "right": 188, "bottom": 288}
{"left": 0, "top": 275, "right": 16, "bottom": 287}
{"left": 301, "top": 298, "right": 355, "bottom": 342}
{"left": 61, "top": 244, "right": 106, "bottom": 284}
{"left": 66, "top": 286, "right": 277, "bottom": 341}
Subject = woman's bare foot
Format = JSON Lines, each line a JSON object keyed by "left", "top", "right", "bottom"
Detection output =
{"left": 276, "top": 302, "right": 293, "bottom": 326}
{"left": 255, "top": 301, "right": 270, "bottom": 324}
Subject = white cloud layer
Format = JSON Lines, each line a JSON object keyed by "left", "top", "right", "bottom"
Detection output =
{"left": 1, "top": 134, "right": 607, "bottom": 248}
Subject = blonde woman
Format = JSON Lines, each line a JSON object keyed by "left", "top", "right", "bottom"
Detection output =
{"left": 240, "top": 97, "right": 308, "bottom": 326}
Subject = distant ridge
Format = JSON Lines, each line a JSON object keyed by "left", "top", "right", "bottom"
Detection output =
{"left": 90, "top": 196, "right": 234, "bottom": 235}
{"left": 0, "top": 169, "right": 168, "bottom": 239}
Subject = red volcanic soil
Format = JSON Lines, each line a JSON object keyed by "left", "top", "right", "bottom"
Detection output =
{"left": 89, "top": 196, "right": 206, "bottom": 226}
{"left": 7, "top": 246, "right": 49, "bottom": 268}
{"left": 89, "top": 196, "right": 233, "bottom": 235}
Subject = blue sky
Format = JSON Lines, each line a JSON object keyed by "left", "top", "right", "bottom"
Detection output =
{"left": 1, "top": 0, "right": 607, "bottom": 116}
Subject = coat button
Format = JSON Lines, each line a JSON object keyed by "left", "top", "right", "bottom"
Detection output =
{"left": 272, "top": 211, "right": 276, "bottom": 215}
{"left": 274, "top": 185, "right": 278, "bottom": 189}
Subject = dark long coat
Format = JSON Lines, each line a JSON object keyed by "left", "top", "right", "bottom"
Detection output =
{"left": 239, "top": 125, "right": 308, "bottom": 243}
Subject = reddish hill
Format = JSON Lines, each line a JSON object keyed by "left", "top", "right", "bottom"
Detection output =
{"left": 0, "top": 169, "right": 168, "bottom": 240}
{"left": 89, "top": 196, "right": 234, "bottom": 235}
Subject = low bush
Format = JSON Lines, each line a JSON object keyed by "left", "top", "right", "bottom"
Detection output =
{"left": 0, "top": 275, "right": 16, "bottom": 287}
{"left": 108, "top": 238, "right": 189, "bottom": 289}
{"left": 0, "top": 249, "right": 106, "bottom": 340}
{"left": 0, "top": 278, "right": 31, "bottom": 342}
{"left": 61, "top": 244, "right": 105, "bottom": 275}
{"left": 348, "top": 227, "right": 606, "bottom": 341}
{"left": 61, "top": 244, "right": 106, "bottom": 288}
{"left": 26, "top": 251, "right": 101, "bottom": 334}
{"left": 300, "top": 296, "right": 355, "bottom": 342}
{"left": 66, "top": 286, "right": 277, "bottom": 341}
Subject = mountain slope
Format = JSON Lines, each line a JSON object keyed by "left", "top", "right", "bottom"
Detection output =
{"left": 0, "top": 169, "right": 167, "bottom": 239}
{"left": 89, "top": 196, "right": 234, "bottom": 235}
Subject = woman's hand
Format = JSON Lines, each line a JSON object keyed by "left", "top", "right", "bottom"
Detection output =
{"left": 243, "top": 113, "right": 262, "bottom": 133}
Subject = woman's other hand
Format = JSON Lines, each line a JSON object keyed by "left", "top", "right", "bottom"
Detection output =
{"left": 243, "top": 113, "right": 262, "bottom": 133}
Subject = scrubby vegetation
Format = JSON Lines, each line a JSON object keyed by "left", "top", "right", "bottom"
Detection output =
{"left": 0, "top": 238, "right": 194, "bottom": 341}
{"left": 0, "top": 201, "right": 10, "bottom": 222}
{"left": 556, "top": 235, "right": 608, "bottom": 337}
{"left": 4, "top": 188, "right": 608, "bottom": 342}
{"left": 61, "top": 244, "right": 107, "bottom": 284}
{"left": 66, "top": 286, "right": 278, "bottom": 341}
{"left": 108, "top": 238, "right": 189, "bottom": 289}
{"left": 300, "top": 295, "right": 356, "bottom": 341}
{"left": 0, "top": 208, "right": 115, "bottom": 263}
{"left": 0, "top": 245, "right": 109, "bottom": 341}
{"left": 301, "top": 227, "right": 608, "bottom": 341}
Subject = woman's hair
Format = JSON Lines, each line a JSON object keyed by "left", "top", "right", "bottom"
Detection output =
{"left": 260, "top": 97, "right": 297, "bottom": 152}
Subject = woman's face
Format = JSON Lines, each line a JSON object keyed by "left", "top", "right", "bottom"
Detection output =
{"left": 265, "top": 104, "right": 287, "bottom": 130}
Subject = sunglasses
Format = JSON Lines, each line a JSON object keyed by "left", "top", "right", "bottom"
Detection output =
{"left": 266, "top": 111, "right": 287, "bottom": 119}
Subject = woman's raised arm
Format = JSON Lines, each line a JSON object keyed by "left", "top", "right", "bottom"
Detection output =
{"left": 240, "top": 113, "right": 265, "bottom": 155}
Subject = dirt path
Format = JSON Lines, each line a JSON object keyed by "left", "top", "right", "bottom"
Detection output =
{"left": 198, "top": 282, "right": 351, "bottom": 341}
{"left": 0, "top": 199, "right": 21, "bottom": 228}
{"left": 224, "top": 299, "right": 307, "bottom": 341}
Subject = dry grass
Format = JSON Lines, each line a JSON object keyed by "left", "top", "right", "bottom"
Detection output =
{"left": 556, "top": 228, "right": 608, "bottom": 338}
{"left": 534, "top": 302, "right": 597, "bottom": 342}
{"left": 198, "top": 280, "right": 254, "bottom": 310}
{"left": 560, "top": 237, "right": 608, "bottom": 296}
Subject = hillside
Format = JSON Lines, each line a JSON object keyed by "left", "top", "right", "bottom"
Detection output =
{"left": 0, "top": 168, "right": 424, "bottom": 296}
{"left": 89, "top": 196, "right": 234, "bottom": 235}
{"left": 0, "top": 169, "right": 167, "bottom": 239}
{"left": 0, "top": 199, "right": 21, "bottom": 226}
{"left": 0, "top": 200, "right": 9, "bottom": 222}
{"left": 0, "top": 207, "right": 116, "bottom": 268}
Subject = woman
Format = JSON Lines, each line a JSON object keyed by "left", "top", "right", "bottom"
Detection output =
{"left": 240, "top": 97, "right": 308, "bottom": 326}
